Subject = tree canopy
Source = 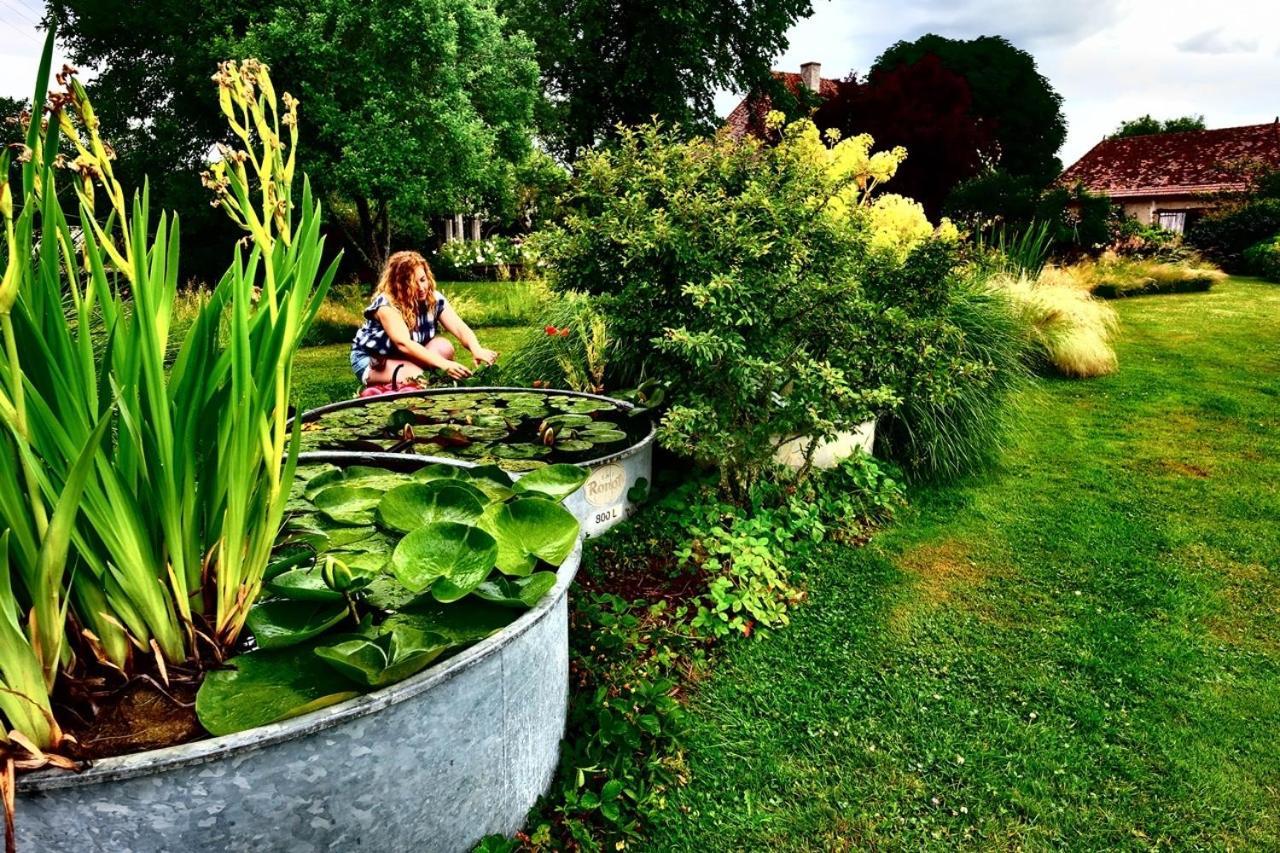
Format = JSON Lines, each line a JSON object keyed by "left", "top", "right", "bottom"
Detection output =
{"left": 502, "top": 0, "right": 813, "bottom": 158}
{"left": 814, "top": 56, "right": 996, "bottom": 217}
{"left": 1110, "top": 114, "right": 1206, "bottom": 139}
{"left": 871, "top": 34, "right": 1066, "bottom": 186}
{"left": 49, "top": 0, "right": 540, "bottom": 274}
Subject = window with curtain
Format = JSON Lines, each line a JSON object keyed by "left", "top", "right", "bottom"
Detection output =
{"left": 1157, "top": 211, "right": 1187, "bottom": 233}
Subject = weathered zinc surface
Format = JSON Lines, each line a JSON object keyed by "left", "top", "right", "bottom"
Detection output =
{"left": 16, "top": 546, "right": 579, "bottom": 853}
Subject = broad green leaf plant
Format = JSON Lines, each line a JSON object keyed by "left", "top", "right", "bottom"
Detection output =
{"left": 0, "top": 32, "right": 336, "bottom": 757}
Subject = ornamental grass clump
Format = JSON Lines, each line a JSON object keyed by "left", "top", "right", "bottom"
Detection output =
{"left": 0, "top": 34, "right": 336, "bottom": 771}
{"left": 993, "top": 271, "right": 1120, "bottom": 378}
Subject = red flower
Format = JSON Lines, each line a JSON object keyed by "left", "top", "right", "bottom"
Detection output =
{"left": 544, "top": 325, "right": 557, "bottom": 336}
{"left": 558, "top": 327, "right": 571, "bottom": 337}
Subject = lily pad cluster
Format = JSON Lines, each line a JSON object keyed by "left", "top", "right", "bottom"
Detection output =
{"left": 298, "top": 391, "right": 644, "bottom": 472}
{"left": 194, "top": 461, "right": 587, "bottom": 736}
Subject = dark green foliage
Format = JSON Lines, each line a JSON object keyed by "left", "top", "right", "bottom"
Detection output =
{"left": 50, "top": 0, "right": 540, "bottom": 274}
{"left": 1186, "top": 198, "right": 1280, "bottom": 271}
{"left": 947, "top": 173, "right": 1115, "bottom": 255}
{"left": 1242, "top": 237, "right": 1280, "bottom": 282}
{"left": 872, "top": 34, "right": 1066, "bottom": 185}
{"left": 501, "top": 0, "right": 813, "bottom": 157}
{"left": 1111, "top": 113, "right": 1206, "bottom": 138}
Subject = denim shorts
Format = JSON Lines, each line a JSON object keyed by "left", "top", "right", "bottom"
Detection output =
{"left": 350, "top": 348, "right": 382, "bottom": 382}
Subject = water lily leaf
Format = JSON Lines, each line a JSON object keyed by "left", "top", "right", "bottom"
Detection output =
{"left": 385, "top": 599, "right": 515, "bottom": 644}
{"left": 500, "top": 459, "right": 547, "bottom": 472}
{"left": 246, "top": 599, "right": 349, "bottom": 649}
{"left": 458, "top": 425, "right": 508, "bottom": 441}
{"left": 582, "top": 429, "right": 627, "bottom": 443}
{"left": 542, "top": 414, "right": 593, "bottom": 430}
{"left": 377, "top": 481, "right": 488, "bottom": 533}
{"left": 554, "top": 440, "right": 594, "bottom": 452}
{"left": 364, "top": 574, "right": 422, "bottom": 611}
{"left": 482, "top": 497, "right": 579, "bottom": 577}
{"left": 512, "top": 464, "right": 589, "bottom": 501}
{"left": 390, "top": 521, "right": 499, "bottom": 593}
{"left": 266, "top": 567, "right": 345, "bottom": 602}
{"left": 196, "top": 644, "right": 361, "bottom": 736}
{"left": 411, "top": 462, "right": 471, "bottom": 482}
{"left": 313, "top": 485, "right": 383, "bottom": 526}
{"left": 492, "top": 443, "right": 551, "bottom": 460}
{"left": 314, "top": 625, "right": 451, "bottom": 688}
{"left": 265, "top": 544, "right": 315, "bottom": 580}
{"left": 473, "top": 572, "right": 558, "bottom": 608}
{"left": 465, "top": 464, "right": 515, "bottom": 487}
{"left": 301, "top": 466, "right": 343, "bottom": 499}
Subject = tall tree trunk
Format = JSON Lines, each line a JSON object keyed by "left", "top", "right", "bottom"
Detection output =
{"left": 353, "top": 194, "right": 387, "bottom": 274}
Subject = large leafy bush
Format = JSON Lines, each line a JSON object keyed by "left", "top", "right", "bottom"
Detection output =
{"left": 1186, "top": 198, "right": 1280, "bottom": 272}
{"left": 534, "top": 116, "right": 1023, "bottom": 492}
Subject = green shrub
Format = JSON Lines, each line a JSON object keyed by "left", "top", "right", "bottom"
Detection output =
{"left": 529, "top": 116, "right": 911, "bottom": 494}
{"left": 1242, "top": 236, "right": 1280, "bottom": 282}
{"left": 1186, "top": 198, "right": 1280, "bottom": 271}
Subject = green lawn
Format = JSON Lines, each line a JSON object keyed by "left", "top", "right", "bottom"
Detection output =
{"left": 642, "top": 278, "right": 1280, "bottom": 849}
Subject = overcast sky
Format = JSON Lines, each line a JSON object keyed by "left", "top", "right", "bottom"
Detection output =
{"left": 3, "top": 0, "right": 1278, "bottom": 168}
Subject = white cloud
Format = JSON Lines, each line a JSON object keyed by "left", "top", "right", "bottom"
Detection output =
{"left": 1177, "top": 27, "right": 1258, "bottom": 55}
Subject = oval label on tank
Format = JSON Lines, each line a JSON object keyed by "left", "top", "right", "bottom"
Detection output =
{"left": 584, "top": 463, "right": 627, "bottom": 508}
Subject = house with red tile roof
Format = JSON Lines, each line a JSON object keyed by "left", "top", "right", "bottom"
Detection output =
{"left": 1059, "top": 121, "right": 1280, "bottom": 233}
{"left": 724, "top": 62, "right": 839, "bottom": 139}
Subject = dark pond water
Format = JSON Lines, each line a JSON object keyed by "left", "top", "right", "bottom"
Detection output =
{"left": 299, "top": 391, "right": 651, "bottom": 471}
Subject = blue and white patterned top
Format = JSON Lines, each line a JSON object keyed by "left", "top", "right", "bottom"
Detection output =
{"left": 351, "top": 292, "right": 449, "bottom": 357}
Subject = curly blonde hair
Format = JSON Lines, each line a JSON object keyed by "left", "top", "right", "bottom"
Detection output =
{"left": 375, "top": 250, "right": 437, "bottom": 327}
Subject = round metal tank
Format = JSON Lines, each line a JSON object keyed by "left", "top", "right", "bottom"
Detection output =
{"left": 15, "top": 543, "right": 582, "bottom": 852}
{"left": 296, "top": 387, "right": 656, "bottom": 537}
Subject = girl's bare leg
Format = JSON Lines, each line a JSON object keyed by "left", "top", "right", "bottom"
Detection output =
{"left": 364, "top": 358, "right": 424, "bottom": 386}
{"left": 425, "top": 336, "right": 455, "bottom": 361}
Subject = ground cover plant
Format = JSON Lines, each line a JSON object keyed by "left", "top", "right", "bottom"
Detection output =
{"left": 298, "top": 389, "right": 649, "bottom": 470}
{"left": 636, "top": 277, "right": 1280, "bottom": 850}
{"left": 195, "top": 461, "right": 584, "bottom": 735}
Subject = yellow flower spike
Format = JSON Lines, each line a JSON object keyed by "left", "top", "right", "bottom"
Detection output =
{"left": 256, "top": 63, "right": 276, "bottom": 110}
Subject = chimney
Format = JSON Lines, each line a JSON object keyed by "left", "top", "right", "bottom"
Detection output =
{"left": 800, "top": 62, "right": 822, "bottom": 93}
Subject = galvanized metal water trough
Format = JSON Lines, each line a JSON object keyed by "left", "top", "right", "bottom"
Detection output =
{"left": 297, "top": 387, "right": 656, "bottom": 538}
{"left": 15, "top": 539, "right": 582, "bottom": 852}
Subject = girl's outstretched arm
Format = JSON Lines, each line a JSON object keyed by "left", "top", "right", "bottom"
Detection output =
{"left": 439, "top": 303, "right": 498, "bottom": 366}
{"left": 376, "top": 306, "right": 472, "bottom": 379}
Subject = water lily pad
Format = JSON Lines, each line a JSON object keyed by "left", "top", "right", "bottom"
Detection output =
{"left": 385, "top": 600, "right": 510, "bottom": 645}
{"left": 312, "top": 485, "right": 384, "bottom": 526}
{"left": 196, "top": 644, "right": 361, "bottom": 736}
{"left": 553, "top": 440, "right": 594, "bottom": 452}
{"left": 581, "top": 429, "right": 627, "bottom": 443}
{"left": 377, "top": 481, "right": 489, "bottom": 533}
{"left": 482, "top": 497, "right": 580, "bottom": 576}
{"left": 314, "top": 625, "right": 451, "bottom": 688}
{"left": 491, "top": 443, "right": 551, "bottom": 460}
{"left": 265, "top": 567, "right": 345, "bottom": 602}
{"left": 512, "top": 464, "right": 589, "bottom": 500}
{"left": 473, "top": 572, "right": 558, "bottom": 608}
{"left": 542, "top": 414, "right": 593, "bottom": 430}
{"left": 500, "top": 459, "right": 547, "bottom": 472}
{"left": 410, "top": 462, "right": 471, "bottom": 482}
{"left": 246, "top": 599, "right": 349, "bottom": 649}
{"left": 390, "top": 521, "right": 499, "bottom": 593}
